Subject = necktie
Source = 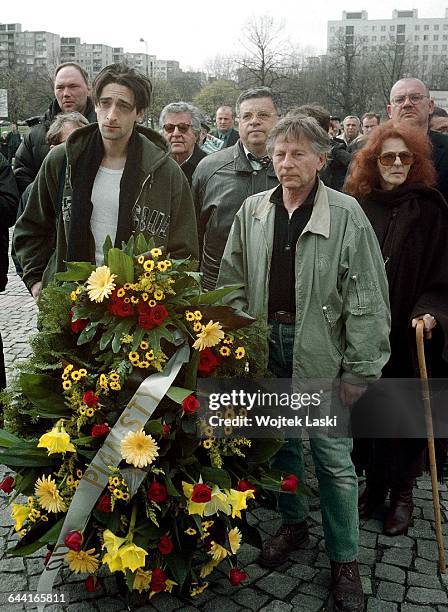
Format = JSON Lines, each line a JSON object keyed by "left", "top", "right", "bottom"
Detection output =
{"left": 247, "top": 153, "right": 271, "bottom": 168}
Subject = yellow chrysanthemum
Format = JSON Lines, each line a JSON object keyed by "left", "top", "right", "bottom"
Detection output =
{"left": 228, "top": 527, "right": 242, "bottom": 554}
{"left": 37, "top": 422, "right": 76, "bottom": 455}
{"left": 185, "top": 311, "right": 195, "bottom": 322}
{"left": 193, "top": 310, "right": 203, "bottom": 320}
{"left": 62, "top": 380, "right": 72, "bottom": 391}
{"left": 185, "top": 527, "right": 197, "bottom": 536}
{"left": 86, "top": 266, "right": 116, "bottom": 303}
{"left": 219, "top": 346, "right": 231, "bottom": 357}
{"left": 235, "top": 347, "right": 246, "bottom": 360}
{"left": 128, "top": 351, "right": 139, "bottom": 361}
{"left": 202, "top": 439, "right": 213, "bottom": 449}
{"left": 137, "top": 361, "right": 150, "bottom": 369}
{"left": 153, "top": 290, "right": 164, "bottom": 300}
{"left": 11, "top": 503, "right": 30, "bottom": 532}
{"left": 157, "top": 261, "right": 169, "bottom": 272}
{"left": 193, "top": 321, "right": 203, "bottom": 333}
{"left": 131, "top": 296, "right": 139, "bottom": 304}
{"left": 35, "top": 475, "right": 66, "bottom": 513}
{"left": 65, "top": 548, "right": 99, "bottom": 574}
{"left": 78, "top": 368, "right": 87, "bottom": 377}
{"left": 120, "top": 429, "right": 159, "bottom": 468}
{"left": 143, "top": 260, "right": 155, "bottom": 272}
{"left": 110, "top": 382, "right": 121, "bottom": 391}
{"left": 71, "top": 370, "right": 81, "bottom": 381}
{"left": 140, "top": 341, "right": 149, "bottom": 350}
{"left": 145, "top": 351, "right": 154, "bottom": 361}
{"left": 134, "top": 568, "right": 151, "bottom": 593}
{"left": 109, "top": 372, "right": 120, "bottom": 382}
{"left": 192, "top": 321, "right": 225, "bottom": 351}
{"left": 148, "top": 299, "right": 157, "bottom": 307}
{"left": 86, "top": 408, "right": 94, "bottom": 417}
{"left": 209, "top": 541, "right": 228, "bottom": 563}
{"left": 150, "top": 248, "right": 162, "bottom": 258}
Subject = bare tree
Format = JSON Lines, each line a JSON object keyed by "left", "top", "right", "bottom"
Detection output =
{"left": 371, "top": 36, "right": 414, "bottom": 105}
{"left": 203, "top": 54, "right": 240, "bottom": 82}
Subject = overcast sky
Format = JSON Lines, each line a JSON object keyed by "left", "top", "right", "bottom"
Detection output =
{"left": 2, "top": 0, "right": 447, "bottom": 70}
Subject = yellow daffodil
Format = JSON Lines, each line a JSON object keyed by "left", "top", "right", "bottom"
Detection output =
{"left": 86, "top": 266, "right": 116, "bottom": 302}
{"left": 103, "top": 550, "right": 124, "bottom": 573}
{"left": 192, "top": 321, "right": 225, "bottom": 351}
{"left": 182, "top": 482, "right": 231, "bottom": 517}
{"left": 226, "top": 488, "right": 255, "bottom": 519}
{"left": 228, "top": 527, "right": 242, "bottom": 554}
{"left": 117, "top": 542, "right": 147, "bottom": 572}
{"left": 35, "top": 475, "right": 66, "bottom": 513}
{"left": 11, "top": 503, "right": 30, "bottom": 532}
{"left": 134, "top": 568, "right": 152, "bottom": 593}
{"left": 120, "top": 429, "right": 159, "bottom": 468}
{"left": 65, "top": 548, "right": 99, "bottom": 574}
{"left": 37, "top": 421, "right": 76, "bottom": 455}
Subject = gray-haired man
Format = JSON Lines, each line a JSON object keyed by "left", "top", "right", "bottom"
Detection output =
{"left": 160, "top": 102, "right": 207, "bottom": 186}
{"left": 193, "top": 86, "right": 279, "bottom": 290}
{"left": 218, "top": 115, "right": 391, "bottom": 611}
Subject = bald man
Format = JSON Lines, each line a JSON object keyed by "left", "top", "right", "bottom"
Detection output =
{"left": 211, "top": 106, "right": 239, "bottom": 148}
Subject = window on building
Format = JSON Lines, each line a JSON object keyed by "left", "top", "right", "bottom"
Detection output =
{"left": 381, "top": 35, "right": 386, "bottom": 41}
{"left": 444, "top": 24, "right": 448, "bottom": 30}
{"left": 397, "top": 25, "right": 405, "bottom": 33}
{"left": 444, "top": 35, "right": 448, "bottom": 40}
{"left": 372, "top": 36, "right": 377, "bottom": 41}
{"left": 423, "top": 45, "right": 428, "bottom": 51}
{"left": 414, "top": 35, "right": 419, "bottom": 41}
{"left": 381, "top": 25, "right": 386, "bottom": 31}
{"left": 424, "top": 35, "right": 429, "bottom": 41}
{"left": 415, "top": 25, "right": 420, "bottom": 31}
{"left": 424, "top": 25, "right": 429, "bottom": 31}
{"left": 434, "top": 45, "right": 439, "bottom": 51}
{"left": 435, "top": 24, "right": 440, "bottom": 30}
{"left": 390, "top": 25, "right": 395, "bottom": 31}
{"left": 371, "top": 26, "right": 375, "bottom": 31}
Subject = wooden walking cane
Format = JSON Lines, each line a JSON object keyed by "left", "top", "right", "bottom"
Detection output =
{"left": 416, "top": 319, "right": 446, "bottom": 573}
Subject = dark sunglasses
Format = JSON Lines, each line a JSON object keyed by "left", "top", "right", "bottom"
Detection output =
{"left": 378, "top": 151, "right": 414, "bottom": 166}
{"left": 163, "top": 123, "right": 192, "bottom": 134}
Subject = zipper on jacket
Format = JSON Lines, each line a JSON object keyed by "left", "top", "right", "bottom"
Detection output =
{"left": 350, "top": 274, "right": 366, "bottom": 312}
{"left": 133, "top": 173, "right": 153, "bottom": 207}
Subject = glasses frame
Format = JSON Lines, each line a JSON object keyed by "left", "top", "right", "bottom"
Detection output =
{"left": 377, "top": 151, "right": 415, "bottom": 166}
{"left": 390, "top": 93, "right": 429, "bottom": 106}
{"left": 163, "top": 122, "right": 192, "bottom": 134}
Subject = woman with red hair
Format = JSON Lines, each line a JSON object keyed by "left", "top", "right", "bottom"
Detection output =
{"left": 345, "top": 121, "right": 448, "bottom": 536}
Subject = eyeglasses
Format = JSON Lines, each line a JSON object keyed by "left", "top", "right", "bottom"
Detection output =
{"left": 163, "top": 123, "right": 192, "bottom": 133}
{"left": 390, "top": 93, "right": 428, "bottom": 106}
{"left": 378, "top": 151, "right": 414, "bottom": 166}
{"left": 237, "top": 111, "right": 278, "bottom": 123}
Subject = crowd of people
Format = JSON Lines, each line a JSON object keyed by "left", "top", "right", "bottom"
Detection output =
{"left": 0, "top": 61, "right": 447, "bottom": 612}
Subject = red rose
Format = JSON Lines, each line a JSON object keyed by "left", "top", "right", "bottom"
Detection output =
{"left": 96, "top": 495, "right": 112, "bottom": 513}
{"left": 0, "top": 476, "right": 15, "bottom": 493}
{"left": 137, "top": 300, "right": 151, "bottom": 315}
{"left": 83, "top": 391, "right": 99, "bottom": 407}
{"left": 229, "top": 568, "right": 248, "bottom": 586}
{"left": 157, "top": 534, "right": 174, "bottom": 555}
{"left": 70, "top": 310, "right": 88, "bottom": 334}
{"left": 162, "top": 423, "right": 171, "bottom": 438}
{"left": 85, "top": 575, "right": 100, "bottom": 592}
{"left": 138, "top": 313, "right": 156, "bottom": 330}
{"left": 237, "top": 480, "right": 256, "bottom": 493}
{"left": 108, "top": 298, "right": 134, "bottom": 318}
{"left": 182, "top": 395, "right": 200, "bottom": 415}
{"left": 64, "top": 530, "right": 83, "bottom": 551}
{"left": 191, "top": 483, "right": 212, "bottom": 503}
{"left": 147, "top": 481, "right": 168, "bottom": 503}
{"left": 151, "top": 304, "right": 169, "bottom": 326}
{"left": 91, "top": 423, "right": 110, "bottom": 438}
{"left": 198, "top": 348, "right": 221, "bottom": 375}
{"left": 281, "top": 474, "right": 299, "bottom": 493}
{"left": 150, "top": 567, "right": 168, "bottom": 593}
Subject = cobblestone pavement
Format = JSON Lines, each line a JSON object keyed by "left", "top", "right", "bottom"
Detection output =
{"left": 1, "top": 250, "right": 448, "bottom": 611}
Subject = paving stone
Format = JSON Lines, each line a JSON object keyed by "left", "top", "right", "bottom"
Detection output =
{"left": 401, "top": 606, "right": 435, "bottom": 612}
{"left": 414, "top": 489, "right": 436, "bottom": 500}
{"left": 231, "top": 587, "right": 270, "bottom": 610}
{"left": 377, "top": 534, "right": 414, "bottom": 549}
{"left": 381, "top": 548, "right": 413, "bottom": 567}
{"left": 417, "top": 539, "right": 439, "bottom": 560}
{"left": 358, "top": 564, "right": 372, "bottom": 576}
{"left": 407, "top": 571, "right": 442, "bottom": 589}
{"left": 407, "top": 587, "right": 448, "bottom": 605}
{"left": 150, "top": 592, "right": 183, "bottom": 611}
{"left": 66, "top": 603, "right": 100, "bottom": 612}
{"left": 288, "top": 549, "right": 318, "bottom": 565}
{"left": 314, "top": 553, "right": 330, "bottom": 569}
{"left": 361, "top": 575, "right": 372, "bottom": 596}
{"left": 297, "top": 581, "right": 328, "bottom": 600}
{"left": 244, "top": 563, "right": 269, "bottom": 585}
{"left": 259, "top": 519, "right": 282, "bottom": 536}
{"left": 361, "top": 519, "right": 383, "bottom": 534}
{"left": 259, "top": 602, "right": 292, "bottom": 612}
{"left": 203, "top": 595, "right": 243, "bottom": 611}
{"left": 358, "top": 546, "right": 377, "bottom": 565}
{"left": 25, "top": 557, "right": 45, "bottom": 576}
{"left": 256, "top": 572, "right": 297, "bottom": 599}
{"left": 237, "top": 543, "right": 260, "bottom": 567}
{"left": 311, "top": 569, "right": 331, "bottom": 587}
{"left": 0, "top": 605, "right": 25, "bottom": 612}
{"left": 374, "top": 562, "right": 406, "bottom": 584}
{"left": 0, "top": 556, "right": 25, "bottom": 572}
{"left": 359, "top": 530, "right": 377, "bottom": 548}
{"left": 286, "top": 563, "right": 318, "bottom": 581}
{"left": 290, "top": 593, "right": 324, "bottom": 612}
{"left": 376, "top": 581, "right": 405, "bottom": 602}
{"left": 366, "top": 599, "right": 398, "bottom": 612}
{"left": 414, "top": 557, "right": 439, "bottom": 574}
{"left": 0, "top": 571, "right": 27, "bottom": 592}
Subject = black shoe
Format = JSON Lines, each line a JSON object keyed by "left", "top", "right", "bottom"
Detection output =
{"left": 258, "top": 521, "right": 309, "bottom": 568}
{"left": 327, "top": 560, "right": 364, "bottom": 612}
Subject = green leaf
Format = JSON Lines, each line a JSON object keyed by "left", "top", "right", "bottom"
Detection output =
{"left": 55, "top": 262, "right": 96, "bottom": 282}
{"left": 134, "top": 234, "right": 149, "bottom": 255}
{"left": 192, "top": 285, "right": 244, "bottom": 305}
{"left": 102, "top": 235, "right": 114, "bottom": 265}
{"left": 99, "top": 326, "right": 115, "bottom": 351}
{"left": 76, "top": 321, "right": 99, "bottom": 346}
{"left": 123, "top": 235, "right": 135, "bottom": 257}
{"left": 14, "top": 469, "right": 39, "bottom": 495}
{"left": 19, "top": 373, "right": 70, "bottom": 417}
{"left": 145, "top": 419, "right": 163, "bottom": 436}
{"left": 166, "top": 386, "right": 194, "bottom": 404}
{"left": 165, "top": 553, "right": 189, "bottom": 588}
{"left": 8, "top": 518, "right": 64, "bottom": 557}
{"left": 131, "top": 327, "right": 145, "bottom": 351}
{"left": 108, "top": 248, "right": 134, "bottom": 285}
{"left": 200, "top": 466, "right": 231, "bottom": 489}
{"left": 112, "top": 319, "right": 134, "bottom": 354}
{"left": 0, "top": 447, "right": 57, "bottom": 467}
{"left": 0, "top": 428, "right": 26, "bottom": 448}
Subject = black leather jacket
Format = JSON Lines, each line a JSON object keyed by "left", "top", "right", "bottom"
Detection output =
{"left": 0, "top": 153, "right": 19, "bottom": 290}
{"left": 192, "top": 140, "right": 278, "bottom": 290}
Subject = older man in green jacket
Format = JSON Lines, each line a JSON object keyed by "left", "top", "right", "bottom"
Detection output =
{"left": 218, "top": 115, "right": 390, "bottom": 612}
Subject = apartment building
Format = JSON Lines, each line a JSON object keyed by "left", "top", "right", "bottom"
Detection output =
{"left": 0, "top": 23, "right": 60, "bottom": 73}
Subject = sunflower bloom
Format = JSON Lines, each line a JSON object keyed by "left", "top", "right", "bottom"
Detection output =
{"left": 228, "top": 527, "right": 242, "bottom": 554}
{"left": 192, "top": 321, "right": 225, "bottom": 351}
{"left": 66, "top": 548, "right": 99, "bottom": 574}
{"left": 35, "top": 475, "right": 66, "bottom": 513}
{"left": 86, "top": 266, "right": 116, "bottom": 302}
{"left": 120, "top": 429, "right": 159, "bottom": 468}
{"left": 37, "top": 422, "right": 76, "bottom": 455}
